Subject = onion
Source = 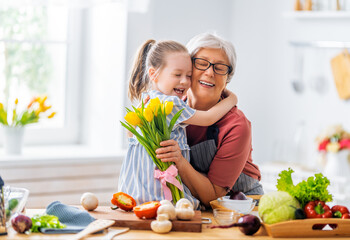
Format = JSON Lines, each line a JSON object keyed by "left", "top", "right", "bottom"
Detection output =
{"left": 210, "top": 214, "right": 261, "bottom": 235}
{"left": 11, "top": 214, "right": 32, "bottom": 233}
{"left": 229, "top": 191, "right": 248, "bottom": 200}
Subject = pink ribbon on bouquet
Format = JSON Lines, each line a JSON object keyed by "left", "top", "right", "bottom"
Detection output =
{"left": 154, "top": 165, "right": 184, "bottom": 201}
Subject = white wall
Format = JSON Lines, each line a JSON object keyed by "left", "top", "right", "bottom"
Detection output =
{"left": 230, "top": 0, "right": 350, "bottom": 167}
{"left": 124, "top": 0, "right": 350, "bottom": 167}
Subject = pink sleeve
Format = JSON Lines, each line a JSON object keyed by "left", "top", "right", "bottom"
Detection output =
{"left": 207, "top": 121, "right": 252, "bottom": 189}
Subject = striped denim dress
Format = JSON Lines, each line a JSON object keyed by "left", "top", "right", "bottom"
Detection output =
{"left": 118, "top": 90, "right": 200, "bottom": 209}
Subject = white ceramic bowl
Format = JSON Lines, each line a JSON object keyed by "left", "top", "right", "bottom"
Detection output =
{"left": 217, "top": 196, "right": 256, "bottom": 214}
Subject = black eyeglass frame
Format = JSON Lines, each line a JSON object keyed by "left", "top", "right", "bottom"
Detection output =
{"left": 192, "top": 57, "right": 233, "bottom": 75}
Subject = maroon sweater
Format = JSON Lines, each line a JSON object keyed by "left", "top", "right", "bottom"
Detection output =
{"left": 186, "top": 106, "right": 261, "bottom": 189}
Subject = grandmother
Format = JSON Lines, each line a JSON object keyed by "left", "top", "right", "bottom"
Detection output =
{"left": 155, "top": 33, "right": 263, "bottom": 207}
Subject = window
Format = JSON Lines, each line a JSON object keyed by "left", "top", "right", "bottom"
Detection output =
{"left": 0, "top": 1, "right": 128, "bottom": 150}
{"left": 0, "top": 5, "right": 82, "bottom": 145}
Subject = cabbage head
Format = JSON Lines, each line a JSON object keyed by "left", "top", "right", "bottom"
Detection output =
{"left": 259, "top": 191, "right": 300, "bottom": 224}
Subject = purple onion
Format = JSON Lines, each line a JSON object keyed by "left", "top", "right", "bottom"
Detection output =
{"left": 211, "top": 214, "right": 261, "bottom": 235}
{"left": 229, "top": 191, "right": 248, "bottom": 200}
{"left": 11, "top": 214, "right": 32, "bottom": 233}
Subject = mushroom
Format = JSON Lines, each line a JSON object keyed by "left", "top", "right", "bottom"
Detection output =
{"left": 80, "top": 192, "right": 99, "bottom": 211}
{"left": 160, "top": 200, "right": 173, "bottom": 206}
{"left": 175, "top": 198, "right": 193, "bottom": 210}
{"left": 151, "top": 214, "right": 172, "bottom": 233}
{"left": 175, "top": 200, "right": 195, "bottom": 220}
{"left": 157, "top": 203, "right": 176, "bottom": 220}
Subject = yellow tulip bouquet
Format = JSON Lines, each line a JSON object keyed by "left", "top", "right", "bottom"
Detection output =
{"left": 0, "top": 96, "right": 56, "bottom": 127}
{"left": 121, "top": 97, "right": 185, "bottom": 203}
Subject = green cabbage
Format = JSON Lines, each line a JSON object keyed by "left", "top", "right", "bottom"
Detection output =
{"left": 258, "top": 191, "right": 300, "bottom": 224}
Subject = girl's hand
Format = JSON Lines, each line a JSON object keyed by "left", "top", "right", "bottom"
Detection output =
{"left": 222, "top": 88, "right": 238, "bottom": 106}
{"left": 156, "top": 140, "right": 184, "bottom": 166}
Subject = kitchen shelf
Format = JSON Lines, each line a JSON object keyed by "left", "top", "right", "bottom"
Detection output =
{"left": 283, "top": 11, "right": 350, "bottom": 19}
{"left": 290, "top": 40, "right": 350, "bottom": 48}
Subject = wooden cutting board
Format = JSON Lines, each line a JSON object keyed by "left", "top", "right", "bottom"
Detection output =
{"left": 84, "top": 206, "right": 202, "bottom": 232}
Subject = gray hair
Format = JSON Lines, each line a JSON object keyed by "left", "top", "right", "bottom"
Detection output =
{"left": 186, "top": 33, "right": 237, "bottom": 83}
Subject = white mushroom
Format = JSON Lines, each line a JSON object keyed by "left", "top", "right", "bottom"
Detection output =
{"left": 160, "top": 200, "right": 173, "bottom": 206}
{"left": 80, "top": 192, "right": 99, "bottom": 211}
{"left": 175, "top": 198, "right": 193, "bottom": 210}
{"left": 157, "top": 204, "right": 176, "bottom": 220}
{"left": 176, "top": 202, "right": 195, "bottom": 220}
{"left": 151, "top": 214, "right": 172, "bottom": 233}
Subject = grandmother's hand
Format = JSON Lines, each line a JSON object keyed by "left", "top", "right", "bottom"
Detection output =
{"left": 156, "top": 140, "right": 185, "bottom": 166}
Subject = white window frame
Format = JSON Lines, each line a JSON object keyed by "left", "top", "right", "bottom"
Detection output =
{"left": 0, "top": 1, "right": 128, "bottom": 152}
{"left": 26, "top": 9, "right": 84, "bottom": 145}
{"left": 0, "top": 8, "right": 84, "bottom": 146}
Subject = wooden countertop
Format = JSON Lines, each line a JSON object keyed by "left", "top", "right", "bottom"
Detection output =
{"left": 2, "top": 209, "right": 350, "bottom": 240}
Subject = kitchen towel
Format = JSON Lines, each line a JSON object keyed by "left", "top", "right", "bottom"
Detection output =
{"left": 41, "top": 201, "right": 99, "bottom": 234}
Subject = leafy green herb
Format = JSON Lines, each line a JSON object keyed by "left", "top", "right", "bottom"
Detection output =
{"left": 276, "top": 168, "right": 333, "bottom": 208}
{"left": 30, "top": 214, "right": 66, "bottom": 233}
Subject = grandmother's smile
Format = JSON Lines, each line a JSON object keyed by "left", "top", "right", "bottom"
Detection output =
{"left": 199, "top": 80, "right": 215, "bottom": 87}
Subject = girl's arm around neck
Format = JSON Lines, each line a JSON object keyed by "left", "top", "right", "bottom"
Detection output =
{"left": 183, "top": 89, "right": 237, "bottom": 126}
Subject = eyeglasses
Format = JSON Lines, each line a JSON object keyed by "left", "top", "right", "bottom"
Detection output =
{"left": 192, "top": 58, "right": 232, "bottom": 75}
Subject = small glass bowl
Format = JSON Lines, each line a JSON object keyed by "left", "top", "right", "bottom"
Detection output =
{"left": 3, "top": 186, "right": 29, "bottom": 222}
{"left": 213, "top": 208, "right": 240, "bottom": 226}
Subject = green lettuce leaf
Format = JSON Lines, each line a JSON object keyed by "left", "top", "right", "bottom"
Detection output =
{"left": 276, "top": 168, "right": 333, "bottom": 208}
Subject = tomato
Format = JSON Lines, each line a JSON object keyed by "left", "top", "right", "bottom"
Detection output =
{"left": 133, "top": 201, "right": 161, "bottom": 219}
{"left": 111, "top": 192, "right": 136, "bottom": 212}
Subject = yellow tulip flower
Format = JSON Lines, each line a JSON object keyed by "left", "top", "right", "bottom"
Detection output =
{"left": 47, "top": 112, "right": 56, "bottom": 119}
{"left": 326, "top": 142, "right": 340, "bottom": 153}
{"left": 165, "top": 101, "right": 173, "bottom": 115}
{"left": 143, "top": 108, "right": 154, "bottom": 122}
{"left": 149, "top": 97, "right": 161, "bottom": 116}
{"left": 0, "top": 102, "right": 3, "bottom": 111}
{"left": 15, "top": 98, "right": 18, "bottom": 105}
{"left": 125, "top": 112, "right": 141, "bottom": 126}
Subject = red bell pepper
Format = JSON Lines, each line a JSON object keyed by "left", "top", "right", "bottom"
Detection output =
{"left": 342, "top": 213, "right": 350, "bottom": 219}
{"left": 331, "top": 205, "right": 350, "bottom": 218}
{"left": 133, "top": 201, "right": 161, "bottom": 219}
{"left": 304, "top": 201, "right": 332, "bottom": 218}
{"left": 111, "top": 192, "right": 136, "bottom": 212}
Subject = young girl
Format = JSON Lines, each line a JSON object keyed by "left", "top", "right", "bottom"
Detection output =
{"left": 118, "top": 39, "right": 237, "bottom": 209}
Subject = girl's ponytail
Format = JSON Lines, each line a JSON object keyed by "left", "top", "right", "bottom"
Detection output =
{"left": 128, "top": 39, "right": 155, "bottom": 102}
